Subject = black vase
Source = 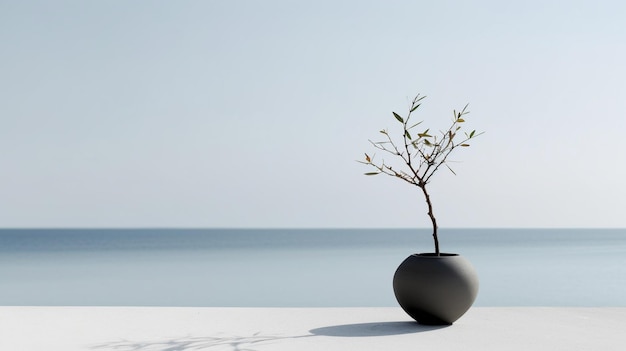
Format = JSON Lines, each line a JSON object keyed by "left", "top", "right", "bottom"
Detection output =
{"left": 393, "top": 253, "right": 479, "bottom": 325}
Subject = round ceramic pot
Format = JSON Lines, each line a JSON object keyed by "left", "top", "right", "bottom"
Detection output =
{"left": 393, "top": 253, "right": 479, "bottom": 325}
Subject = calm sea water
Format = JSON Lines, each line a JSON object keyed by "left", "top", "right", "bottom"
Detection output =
{"left": 0, "top": 228, "right": 624, "bottom": 307}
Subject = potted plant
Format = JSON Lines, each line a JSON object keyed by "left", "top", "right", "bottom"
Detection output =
{"left": 360, "top": 93, "right": 482, "bottom": 325}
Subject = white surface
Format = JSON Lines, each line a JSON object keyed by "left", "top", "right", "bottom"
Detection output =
{"left": 1, "top": 307, "right": 624, "bottom": 351}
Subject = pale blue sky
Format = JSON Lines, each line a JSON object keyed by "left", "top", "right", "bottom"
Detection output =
{"left": 1, "top": 0, "right": 625, "bottom": 228}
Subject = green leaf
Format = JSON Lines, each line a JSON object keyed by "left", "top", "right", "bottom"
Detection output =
{"left": 392, "top": 112, "right": 404, "bottom": 123}
{"left": 470, "top": 130, "right": 475, "bottom": 138}
{"left": 405, "top": 130, "right": 412, "bottom": 140}
{"left": 364, "top": 172, "right": 380, "bottom": 176}
{"left": 408, "top": 121, "right": 423, "bottom": 130}
{"left": 445, "top": 163, "right": 457, "bottom": 175}
{"left": 410, "top": 103, "right": 421, "bottom": 112}
{"left": 418, "top": 129, "right": 432, "bottom": 138}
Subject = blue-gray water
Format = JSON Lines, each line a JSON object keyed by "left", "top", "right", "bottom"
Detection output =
{"left": 1, "top": 228, "right": 624, "bottom": 307}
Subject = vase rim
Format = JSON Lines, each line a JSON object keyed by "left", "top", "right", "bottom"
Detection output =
{"left": 413, "top": 253, "right": 459, "bottom": 257}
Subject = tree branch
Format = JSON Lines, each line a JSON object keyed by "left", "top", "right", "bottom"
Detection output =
{"left": 361, "top": 94, "right": 482, "bottom": 255}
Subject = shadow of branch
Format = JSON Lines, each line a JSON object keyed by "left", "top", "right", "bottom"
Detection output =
{"left": 90, "top": 333, "right": 312, "bottom": 351}
{"left": 90, "top": 321, "right": 444, "bottom": 350}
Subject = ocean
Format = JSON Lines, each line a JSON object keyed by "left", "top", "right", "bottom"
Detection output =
{"left": 0, "top": 228, "right": 624, "bottom": 307}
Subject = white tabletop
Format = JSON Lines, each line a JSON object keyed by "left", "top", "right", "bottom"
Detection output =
{"left": 1, "top": 307, "right": 624, "bottom": 351}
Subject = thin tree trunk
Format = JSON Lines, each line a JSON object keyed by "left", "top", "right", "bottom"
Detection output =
{"left": 420, "top": 184, "right": 440, "bottom": 255}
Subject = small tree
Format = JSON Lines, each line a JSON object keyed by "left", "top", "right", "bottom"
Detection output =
{"left": 360, "top": 94, "right": 482, "bottom": 255}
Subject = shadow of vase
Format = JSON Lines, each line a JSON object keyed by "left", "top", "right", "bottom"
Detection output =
{"left": 309, "top": 321, "right": 448, "bottom": 337}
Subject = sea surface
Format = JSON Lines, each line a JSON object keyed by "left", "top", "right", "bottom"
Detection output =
{"left": 0, "top": 228, "right": 624, "bottom": 307}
